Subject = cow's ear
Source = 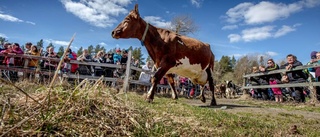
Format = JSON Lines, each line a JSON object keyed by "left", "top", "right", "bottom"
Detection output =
{"left": 230, "top": 80, "right": 232, "bottom": 82}
{"left": 133, "top": 4, "right": 140, "bottom": 19}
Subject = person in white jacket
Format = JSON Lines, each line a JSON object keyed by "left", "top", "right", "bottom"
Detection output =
{"left": 139, "top": 61, "right": 152, "bottom": 83}
{"left": 139, "top": 61, "right": 153, "bottom": 92}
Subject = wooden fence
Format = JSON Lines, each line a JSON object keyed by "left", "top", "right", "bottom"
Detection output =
{"left": 241, "top": 63, "right": 320, "bottom": 89}
{"left": 0, "top": 51, "right": 166, "bottom": 92}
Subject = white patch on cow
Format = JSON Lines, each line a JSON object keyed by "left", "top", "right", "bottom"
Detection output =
{"left": 167, "top": 57, "right": 208, "bottom": 85}
{"left": 177, "top": 40, "right": 184, "bottom": 45}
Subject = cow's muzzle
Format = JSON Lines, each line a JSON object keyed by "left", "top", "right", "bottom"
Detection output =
{"left": 111, "top": 29, "right": 122, "bottom": 39}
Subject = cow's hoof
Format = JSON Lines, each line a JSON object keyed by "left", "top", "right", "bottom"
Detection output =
{"left": 146, "top": 98, "right": 153, "bottom": 103}
{"left": 172, "top": 95, "right": 178, "bottom": 100}
{"left": 210, "top": 101, "right": 217, "bottom": 106}
{"left": 200, "top": 97, "right": 206, "bottom": 103}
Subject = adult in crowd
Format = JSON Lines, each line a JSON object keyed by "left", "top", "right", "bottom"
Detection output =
{"left": 24, "top": 45, "right": 41, "bottom": 80}
{"left": 258, "top": 65, "right": 270, "bottom": 100}
{"left": 27, "top": 45, "right": 41, "bottom": 68}
{"left": 103, "top": 53, "right": 114, "bottom": 78}
{"left": 280, "top": 54, "right": 308, "bottom": 103}
{"left": 77, "top": 49, "right": 93, "bottom": 75}
{"left": 120, "top": 50, "right": 128, "bottom": 64}
{"left": 44, "top": 47, "right": 59, "bottom": 71}
{"left": 24, "top": 42, "right": 32, "bottom": 53}
{"left": 0, "top": 42, "right": 10, "bottom": 65}
{"left": 0, "top": 42, "right": 10, "bottom": 78}
{"left": 61, "top": 49, "right": 76, "bottom": 73}
{"left": 11, "top": 43, "right": 24, "bottom": 67}
{"left": 249, "top": 66, "right": 267, "bottom": 99}
{"left": 93, "top": 51, "right": 105, "bottom": 76}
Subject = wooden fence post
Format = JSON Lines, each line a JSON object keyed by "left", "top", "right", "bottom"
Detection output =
{"left": 122, "top": 50, "right": 132, "bottom": 93}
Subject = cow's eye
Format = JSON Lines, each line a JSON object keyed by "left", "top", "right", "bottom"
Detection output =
{"left": 125, "top": 17, "right": 130, "bottom": 22}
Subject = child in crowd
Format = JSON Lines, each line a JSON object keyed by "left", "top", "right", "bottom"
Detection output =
{"left": 269, "top": 79, "right": 283, "bottom": 102}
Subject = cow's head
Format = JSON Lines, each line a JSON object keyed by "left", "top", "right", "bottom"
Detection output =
{"left": 111, "top": 4, "right": 142, "bottom": 39}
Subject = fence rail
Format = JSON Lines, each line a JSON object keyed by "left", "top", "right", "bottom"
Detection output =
{"left": 243, "top": 63, "right": 319, "bottom": 78}
{"left": 0, "top": 51, "right": 160, "bottom": 90}
{"left": 242, "top": 63, "right": 319, "bottom": 90}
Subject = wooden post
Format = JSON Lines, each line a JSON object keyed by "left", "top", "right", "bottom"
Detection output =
{"left": 122, "top": 50, "right": 132, "bottom": 93}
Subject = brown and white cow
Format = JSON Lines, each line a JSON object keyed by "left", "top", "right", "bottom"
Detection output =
{"left": 111, "top": 4, "right": 217, "bottom": 105}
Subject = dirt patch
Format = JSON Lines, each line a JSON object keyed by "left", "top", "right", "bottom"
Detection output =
{"left": 185, "top": 98, "right": 320, "bottom": 120}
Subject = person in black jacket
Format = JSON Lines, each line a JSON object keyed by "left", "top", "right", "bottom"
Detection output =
{"left": 249, "top": 66, "right": 269, "bottom": 100}
{"left": 280, "top": 54, "right": 308, "bottom": 103}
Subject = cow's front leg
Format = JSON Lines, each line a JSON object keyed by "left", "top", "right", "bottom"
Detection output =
{"left": 166, "top": 73, "right": 178, "bottom": 100}
{"left": 146, "top": 61, "right": 173, "bottom": 103}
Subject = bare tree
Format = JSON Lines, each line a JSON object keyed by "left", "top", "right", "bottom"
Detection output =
{"left": 170, "top": 15, "right": 198, "bottom": 35}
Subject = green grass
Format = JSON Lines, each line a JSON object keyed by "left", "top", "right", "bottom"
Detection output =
{"left": 123, "top": 93, "right": 320, "bottom": 136}
{"left": 236, "top": 99, "right": 320, "bottom": 113}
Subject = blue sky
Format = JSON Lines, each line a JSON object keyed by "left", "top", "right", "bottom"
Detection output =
{"left": 0, "top": 0, "right": 319, "bottom": 64}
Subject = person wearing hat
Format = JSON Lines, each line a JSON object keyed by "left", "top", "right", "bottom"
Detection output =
{"left": 305, "top": 51, "right": 318, "bottom": 81}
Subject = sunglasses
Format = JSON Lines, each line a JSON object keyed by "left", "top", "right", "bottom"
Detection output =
{"left": 267, "top": 62, "right": 273, "bottom": 64}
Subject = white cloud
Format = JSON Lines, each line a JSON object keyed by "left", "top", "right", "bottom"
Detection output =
{"left": 44, "top": 39, "right": 81, "bottom": 50}
{"left": 242, "top": 26, "right": 274, "bottom": 42}
{"left": 0, "top": 33, "right": 8, "bottom": 38}
{"left": 99, "top": 42, "right": 107, "bottom": 46}
{"left": 222, "top": 25, "right": 238, "bottom": 30}
{"left": 299, "top": 0, "right": 320, "bottom": 8}
{"left": 224, "top": 0, "right": 320, "bottom": 24}
{"left": 45, "top": 39, "right": 69, "bottom": 46}
{"left": 265, "top": 51, "right": 278, "bottom": 56}
{"left": 0, "top": 13, "right": 23, "bottom": 22}
{"left": 228, "top": 24, "right": 300, "bottom": 43}
{"left": 274, "top": 25, "right": 296, "bottom": 38}
{"left": 0, "top": 12, "right": 35, "bottom": 25}
{"left": 61, "top": 0, "right": 132, "bottom": 28}
{"left": 228, "top": 34, "right": 241, "bottom": 43}
{"left": 244, "top": 1, "right": 302, "bottom": 24}
{"left": 25, "top": 21, "right": 36, "bottom": 25}
{"left": 143, "top": 16, "right": 172, "bottom": 29}
{"left": 190, "top": 0, "right": 203, "bottom": 8}
{"left": 225, "top": 2, "right": 253, "bottom": 24}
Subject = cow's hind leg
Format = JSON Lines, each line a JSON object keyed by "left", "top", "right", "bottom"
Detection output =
{"left": 166, "top": 74, "right": 178, "bottom": 100}
{"left": 206, "top": 68, "right": 217, "bottom": 106}
{"left": 197, "top": 85, "right": 206, "bottom": 103}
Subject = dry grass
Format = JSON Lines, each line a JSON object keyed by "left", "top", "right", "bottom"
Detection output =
{"left": 0, "top": 78, "right": 147, "bottom": 136}
{"left": 1, "top": 78, "right": 320, "bottom": 136}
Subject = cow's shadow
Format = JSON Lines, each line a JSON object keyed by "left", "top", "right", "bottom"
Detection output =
{"left": 198, "top": 103, "right": 257, "bottom": 109}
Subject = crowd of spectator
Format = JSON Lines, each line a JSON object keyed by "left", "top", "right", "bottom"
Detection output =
{"left": 248, "top": 51, "right": 320, "bottom": 103}
{"left": 0, "top": 42, "right": 141, "bottom": 82}
{"left": 0, "top": 42, "right": 319, "bottom": 101}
